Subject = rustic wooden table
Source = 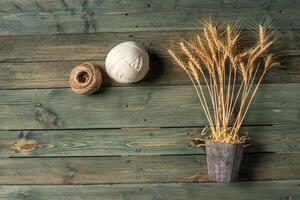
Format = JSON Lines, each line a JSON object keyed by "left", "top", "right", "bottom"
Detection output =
{"left": 0, "top": 0, "right": 299, "bottom": 199}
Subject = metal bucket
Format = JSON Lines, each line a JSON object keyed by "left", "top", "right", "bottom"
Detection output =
{"left": 205, "top": 139, "right": 245, "bottom": 182}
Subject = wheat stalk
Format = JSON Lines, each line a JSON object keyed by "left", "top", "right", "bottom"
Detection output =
{"left": 168, "top": 21, "right": 276, "bottom": 144}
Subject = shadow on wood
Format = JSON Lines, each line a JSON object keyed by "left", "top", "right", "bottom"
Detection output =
{"left": 239, "top": 131, "right": 269, "bottom": 181}
{"left": 143, "top": 52, "right": 165, "bottom": 83}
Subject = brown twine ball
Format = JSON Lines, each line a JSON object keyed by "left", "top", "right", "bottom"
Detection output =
{"left": 69, "top": 62, "right": 102, "bottom": 95}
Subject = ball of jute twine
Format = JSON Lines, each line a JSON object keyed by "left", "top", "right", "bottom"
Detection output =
{"left": 69, "top": 62, "right": 102, "bottom": 95}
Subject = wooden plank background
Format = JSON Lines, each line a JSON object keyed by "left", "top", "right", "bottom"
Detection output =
{"left": 0, "top": 0, "right": 299, "bottom": 35}
{"left": 0, "top": 181, "right": 299, "bottom": 200}
{"left": 0, "top": 0, "right": 299, "bottom": 199}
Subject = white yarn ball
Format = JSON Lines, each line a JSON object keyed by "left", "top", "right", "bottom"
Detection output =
{"left": 105, "top": 41, "right": 149, "bottom": 84}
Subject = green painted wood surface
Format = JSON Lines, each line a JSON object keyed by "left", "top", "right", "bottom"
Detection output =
{"left": 1, "top": 125, "right": 299, "bottom": 157}
{"left": 0, "top": 30, "right": 298, "bottom": 63}
{"left": 0, "top": 0, "right": 299, "bottom": 197}
{"left": 0, "top": 180, "right": 299, "bottom": 200}
{"left": 0, "top": 153, "right": 299, "bottom": 184}
{"left": 0, "top": 84, "right": 298, "bottom": 130}
{"left": 1, "top": 55, "right": 300, "bottom": 89}
{"left": 0, "top": 0, "right": 298, "bottom": 35}
{"left": 0, "top": 30, "right": 299, "bottom": 89}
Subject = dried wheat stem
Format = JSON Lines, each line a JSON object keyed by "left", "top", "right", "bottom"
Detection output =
{"left": 169, "top": 21, "right": 276, "bottom": 143}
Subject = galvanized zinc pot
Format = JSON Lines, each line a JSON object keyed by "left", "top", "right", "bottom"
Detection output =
{"left": 205, "top": 139, "right": 245, "bottom": 183}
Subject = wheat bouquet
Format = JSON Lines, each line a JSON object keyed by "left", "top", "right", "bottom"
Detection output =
{"left": 168, "top": 21, "right": 276, "bottom": 144}
{"left": 168, "top": 20, "right": 276, "bottom": 182}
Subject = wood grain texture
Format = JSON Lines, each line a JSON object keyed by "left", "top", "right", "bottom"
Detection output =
{"left": 1, "top": 125, "right": 300, "bottom": 157}
{"left": 0, "top": 30, "right": 299, "bottom": 89}
{"left": 0, "top": 153, "right": 299, "bottom": 184}
{"left": 205, "top": 140, "right": 244, "bottom": 182}
{"left": 0, "top": 84, "right": 299, "bottom": 130}
{"left": 0, "top": 30, "right": 299, "bottom": 63}
{"left": 0, "top": 56, "right": 299, "bottom": 89}
{"left": 0, "top": 0, "right": 298, "bottom": 35}
{"left": 0, "top": 0, "right": 298, "bottom": 197}
{"left": 0, "top": 180, "right": 299, "bottom": 200}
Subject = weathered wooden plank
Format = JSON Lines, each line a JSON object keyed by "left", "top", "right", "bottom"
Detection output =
{"left": 0, "top": 0, "right": 298, "bottom": 35}
{"left": 0, "top": 55, "right": 299, "bottom": 89}
{"left": 0, "top": 30, "right": 299, "bottom": 89}
{"left": 0, "top": 180, "right": 299, "bottom": 200}
{"left": 0, "top": 153, "right": 299, "bottom": 184}
{"left": 0, "top": 84, "right": 299, "bottom": 130}
{"left": 0, "top": 30, "right": 298, "bottom": 63}
{"left": 1, "top": 125, "right": 299, "bottom": 157}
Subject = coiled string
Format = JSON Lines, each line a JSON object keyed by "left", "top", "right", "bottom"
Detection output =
{"left": 69, "top": 63, "right": 102, "bottom": 95}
